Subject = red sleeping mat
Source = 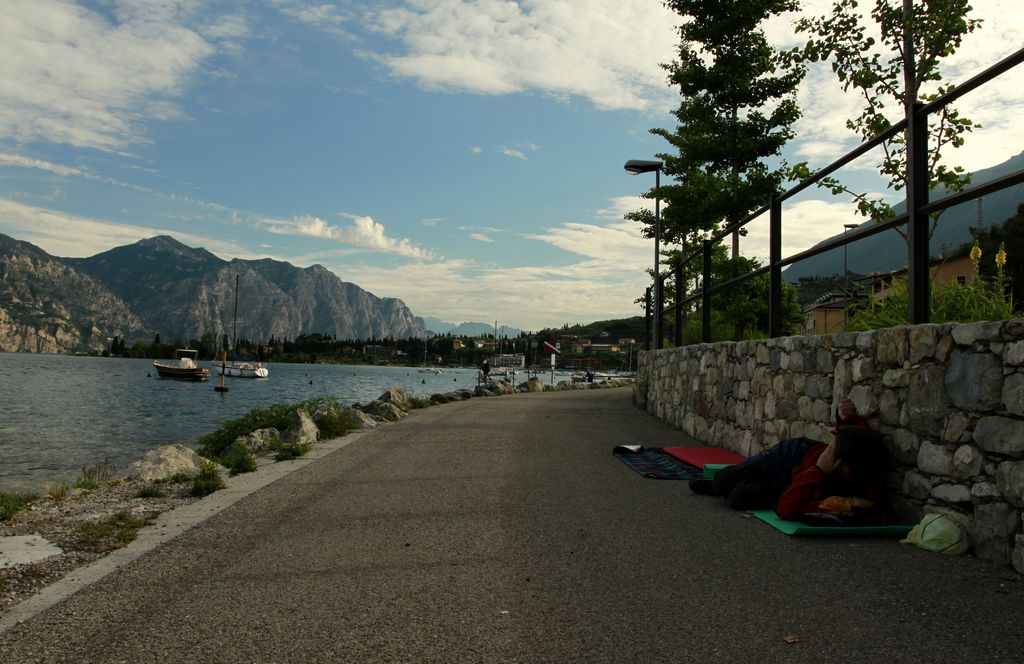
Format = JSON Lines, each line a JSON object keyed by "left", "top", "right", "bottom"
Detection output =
{"left": 663, "top": 446, "right": 746, "bottom": 467}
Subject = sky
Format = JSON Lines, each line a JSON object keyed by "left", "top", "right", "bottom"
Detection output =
{"left": 1, "top": 1, "right": 1022, "bottom": 331}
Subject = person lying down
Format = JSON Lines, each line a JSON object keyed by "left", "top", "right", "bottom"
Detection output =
{"left": 688, "top": 399, "right": 890, "bottom": 525}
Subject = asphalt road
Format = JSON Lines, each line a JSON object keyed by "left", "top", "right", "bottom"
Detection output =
{"left": 1, "top": 387, "right": 1022, "bottom": 663}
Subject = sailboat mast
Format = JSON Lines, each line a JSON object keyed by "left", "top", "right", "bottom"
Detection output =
{"left": 231, "top": 274, "right": 239, "bottom": 354}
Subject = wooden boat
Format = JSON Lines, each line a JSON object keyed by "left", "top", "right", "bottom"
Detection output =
{"left": 154, "top": 349, "right": 209, "bottom": 381}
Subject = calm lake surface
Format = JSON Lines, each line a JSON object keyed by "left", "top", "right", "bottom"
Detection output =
{"left": 0, "top": 353, "right": 555, "bottom": 493}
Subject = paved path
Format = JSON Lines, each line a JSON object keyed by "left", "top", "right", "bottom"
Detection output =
{"left": 1, "top": 388, "right": 1022, "bottom": 662}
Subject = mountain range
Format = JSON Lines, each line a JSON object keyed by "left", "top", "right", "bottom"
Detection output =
{"left": 783, "top": 150, "right": 1024, "bottom": 280}
{"left": 418, "top": 316, "right": 523, "bottom": 337}
{"left": 0, "top": 234, "right": 425, "bottom": 353}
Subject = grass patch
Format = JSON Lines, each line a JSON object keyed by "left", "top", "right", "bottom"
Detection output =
{"left": 271, "top": 440, "right": 311, "bottom": 461}
{"left": 408, "top": 396, "right": 431, "bottom": 410}
{"left": 74, "top": 459, "right": 119, "bottom": 491}
{"left": 316, "top": 401, "right": 362, "bottom": 438}
{"left": 73, "top": 511, "right": 157, "bottom": 553}
{"left": 0, "top": 492, "right": 37, "bottom": 521}
{"left": 135, "top": 483, "right": 165, "bottom": 499}
{"left": 221, "top": 441, "right": 257, "bottom": 475}
{"left": 191, "top": 461, "right": 225, "bottom": 497}
{"left": 46, "top": 477, "right": 71, "bottom": 501}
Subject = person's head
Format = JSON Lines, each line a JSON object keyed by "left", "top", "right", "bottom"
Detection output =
{"left": 834, "top": 427, "right": 888, "bottom": 487}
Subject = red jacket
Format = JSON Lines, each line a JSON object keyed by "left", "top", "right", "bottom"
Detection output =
{"left": 775, "top": 415, "right": 876, "bottom": 521}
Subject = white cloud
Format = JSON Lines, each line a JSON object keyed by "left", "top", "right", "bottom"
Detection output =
{"left": 0, "top": 153, "right": 84, "bottom": 177}
{"left": 526, "top": 220, "right": 649, "bottom": 264}
{"left": 265, "top": 212, "right": 434, "bottom": 259}
{"left": 0, "top": 1, "right": 246, "bottom": 151}
{"left": 499, "top": 146, "right": 526, "bottom": 160}
{"left": 468, "top": 146, "right": 482, "bottom": 153}
{"left": 364, "top": 0, "right": 680, "bottom": 112}
{"left": 469, "top": 233, "right": 494, "bottom": 243}
{"left": 421, "top": 217, "right": 444, "bottom": 226}
{"left": 738, "top": 198, "right": 869, "bottom": 264}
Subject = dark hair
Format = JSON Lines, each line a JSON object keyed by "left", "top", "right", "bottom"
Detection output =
{"left": 835, "top": 427, "right": 889, "bottom": 488}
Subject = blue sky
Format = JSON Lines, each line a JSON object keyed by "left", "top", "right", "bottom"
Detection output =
{"left": 1, "top": 1, "right": 1022, "bottom": 331}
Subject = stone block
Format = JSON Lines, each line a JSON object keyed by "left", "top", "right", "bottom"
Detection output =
{"left": 882, "top": 368, "right": 909, "bottom": 387}
{"left": 1004, "top": 341, "right": 1024, "bottom": 366}
{"left": 918, "top": 441, "right": 956, "bottom": 477}
{"left": 856, "top": 332, "right": 874, "bottom": 354}
{"left": 971, "top": 481, "right": 1001, "bottom": 501}
{"left": 879, "top": 389, "right": 901, "bottom": 426}
{"left": 942, "top": 412, "right": 971, "bottom": 444}
{"left": 973, "top": 416, "right": 1024, "bottom": 456}
{"left": 812, "top": 399, "right": 831, "bottom": 423}
{"left": 833, "top": 332, "right": 857, "bottom": 348}
{"left": 909, "top": 324, "right": 941, "bottom": 363}
{"left": 902, "top": 471, "right": 932, "bottom": 500}
{"left": 931, "top": 483, "right": 972, "bottom": 504}
{"left": 852, "top": 357, "right": 876, "bottom": 382}
{"left": 996, "top": 461, "right": 1024, "bottom": 508}
{"left": 969, "top": 502, "right": 1017, "bottom": 564}
{"left": 816, "top": 350, "right": 835, "bottom": 373}
{"left": 889, "top": 429, "right": 920, "bottom": 465}
{"left": 848, "top": 384, "right": 878, "bottom": 418}
{"left": 1003, "top": 373, "right": 1024, "bottom": 416}
{"left": 951, "top": 321, "right": 1004, "bottom": 346}
{"left": 907, "top": 364, "right": 949, "bottom": 436}
{"left": 756, "top": 343, "right": 770, "bottom": 364}
{"left": 945, "top": 349, "right": 1003, "bottom": 411}
{"left": 876, "top": 327, "right": 908, "bottom": 365}
{"left": 1007, "top": 318, "right": 1024, "bottom": 338}
{"left": 1014, "top": 535, "right": 1024, "bottom": 575}
{"left": 952, "top": 444, "right": 984, "bottom": 479}
{"left": 797, "top": 395, "right": 814, "bottom": 420}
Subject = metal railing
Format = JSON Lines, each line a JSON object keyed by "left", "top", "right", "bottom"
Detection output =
{"left": 646, "top": 46, "right": 1024, "bottom": 349}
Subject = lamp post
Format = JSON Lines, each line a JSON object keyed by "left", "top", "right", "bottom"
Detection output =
{"left": 624, "top": 159, "right": 664, "bottom": 349}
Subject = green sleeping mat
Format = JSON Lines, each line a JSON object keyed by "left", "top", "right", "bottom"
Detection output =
{"left": 702, "top": 463, "right": 730, "bottom": 478}
{"left": 749, "top": 510, "right": 913, "bottom": 537}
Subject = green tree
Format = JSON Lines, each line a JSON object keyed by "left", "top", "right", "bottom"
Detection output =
{"left": 629, "top": 0, "right": 804, "bottom": 341}
{"left": 793, "top": 0, "right": 981, "bottom": 235}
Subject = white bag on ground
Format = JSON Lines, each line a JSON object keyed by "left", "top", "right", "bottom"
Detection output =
{"left": 900, "top": 513, "right": 970, "bottom": 555}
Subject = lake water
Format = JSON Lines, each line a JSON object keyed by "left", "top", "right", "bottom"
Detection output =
{"left": 0, "top": 353, "right": 562, "bottom": 493}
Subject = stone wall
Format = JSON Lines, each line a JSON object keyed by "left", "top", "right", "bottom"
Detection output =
{"left": 634, "top": 319, "right": 1024, "bottom": 572}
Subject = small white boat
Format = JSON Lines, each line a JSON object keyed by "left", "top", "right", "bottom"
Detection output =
{"left": 154, "top": 349, "right": 209, "bottom": 381}
{"left": 213, "top": 360, "right": 269, "bottom": 379}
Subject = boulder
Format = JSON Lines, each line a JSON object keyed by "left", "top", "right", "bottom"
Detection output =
{"left": 283, "top": 409, "right": 319, "bottom": 445}
{"left": 518, "top": 378, "right": 546, "bottom": 393}
{"left": 351, "top": 410, "right": 381, "bottom": 428}
{"left": 376, "top": 388, "right": 412, "bottom": 412}
{"left": 430, "top": 393, "right": 453, "bottom": 404}
{"left": 233, "top": 428, "right": 280, "bottom": 455}
{"left": 127, "top": 444, "right": 207, "bottom": 481}
{"left": 363, "top": 400, "right": 406, "bottom": 421}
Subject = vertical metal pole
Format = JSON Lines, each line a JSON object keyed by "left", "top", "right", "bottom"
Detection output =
{"left": 674, "top": 259, "right": 684, "bottom": 347}
{"left": 644, "top": 286, "right": 652, "bottom": 351}
{"left": 903, "top": 0, "right": 929, "bottom": 323}
{"left": 907, "top": 103, "right": 929, "bottom": 323}
{"left": 653, "top": 169, "right": 663, "bottom": 350}
{"left": 769, "top": 195, "right": 782, "bottom": 338}
{"left": 702, "top": 239, "right": 712, "bottom": 342}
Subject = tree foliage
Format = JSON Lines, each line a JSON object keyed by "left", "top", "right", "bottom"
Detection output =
{"left": 792, "top": 0, "right": 982, "bottom": 234}
{"left": 627, "top": 0, "right": 804, "bottom": 340}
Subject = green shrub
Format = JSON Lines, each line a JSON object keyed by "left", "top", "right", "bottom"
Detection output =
{"left": 0, "top": 492, "right": 36, "bottom": 521}
{"left": 74, "top": 511, "right": 157, "bottom": 552}
{"left": 74, "top": 459, "right": 119, "bottom": 490}
{"left": 197, "top": 400, "right": 323, "bottom": 458}
{"left": 271, "top": 439, "right": 311, "bottom": 461}
{"left": 191, "top": 461, "right": 225, "bottom": 497}
{"left": 408, "top": 397, "right": 431, "bottom": 410}
{"left": 316, "top": 402, "right": 362, "bottom": 438}
{"left": 850, "top": 242, "right": 1018, "bottom": 330}
{"left": 221, "top": 441, "right": 258, "bottom": 475}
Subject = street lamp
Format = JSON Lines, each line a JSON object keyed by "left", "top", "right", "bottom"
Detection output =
{"left": 624, "top": 159, "right": 664, "bottom": 349}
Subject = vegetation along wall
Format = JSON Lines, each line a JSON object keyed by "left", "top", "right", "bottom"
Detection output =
{"left": 635, "top": 320, "right": 1024, "bottom": 572}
